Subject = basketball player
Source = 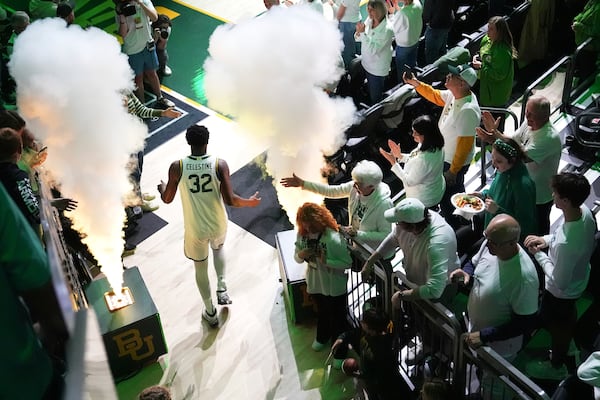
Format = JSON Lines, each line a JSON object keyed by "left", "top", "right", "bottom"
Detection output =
{"left": 157, "top": 125, "right": 261, "bottom": 326}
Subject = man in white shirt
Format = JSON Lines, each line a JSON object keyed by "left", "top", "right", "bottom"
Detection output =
{"left": 524, "top": 173, "right": 596, "bottom": 379}
{"left": 115, "top": 0, "right": 174, "bottom": 108}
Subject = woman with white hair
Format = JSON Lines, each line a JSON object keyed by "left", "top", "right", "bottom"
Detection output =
{"left": 281, "top": 160, "right": 393, "bottom": 252}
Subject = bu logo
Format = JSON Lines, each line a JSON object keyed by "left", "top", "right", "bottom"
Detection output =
{"left": 113, "top": 329, "right": 155, "bottom": 361}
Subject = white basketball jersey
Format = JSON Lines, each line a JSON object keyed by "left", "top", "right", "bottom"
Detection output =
{"left": 179, "top": 155, "right": 228, "bottom": 239}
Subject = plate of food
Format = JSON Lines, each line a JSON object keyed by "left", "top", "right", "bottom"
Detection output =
{"left": 451, "top": 193, "right": 485, "bottom": 214}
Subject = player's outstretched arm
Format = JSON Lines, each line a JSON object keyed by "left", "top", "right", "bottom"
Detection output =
{"left": 218, "top": 159, "right": 261, "bottom": 207}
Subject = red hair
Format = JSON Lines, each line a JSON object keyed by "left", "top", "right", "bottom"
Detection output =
{"left": 296, "top": 202, "right": 339, "bottom": 236}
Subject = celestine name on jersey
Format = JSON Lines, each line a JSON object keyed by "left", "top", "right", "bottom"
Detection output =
{"left": 186, "top": 163, "right": 213, "bottom": 171}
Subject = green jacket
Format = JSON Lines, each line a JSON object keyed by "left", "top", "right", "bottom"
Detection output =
{"left": 573, "top": 0, "right": 600, "bottom": 50}
{"left": 478, "top": 35, "right": 514, "bottom": 107}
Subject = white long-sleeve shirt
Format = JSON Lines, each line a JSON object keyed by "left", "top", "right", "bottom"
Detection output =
{"left": 391, "top": 145, "right": 445, "bottom": 208}
{"left": 355, "top": 17, "right": 394, "bottom": 76}
{"left": 388, "top": 0, "right": 423, "bottom": 47}
{"left": 535, "top": 205, "right": 596, "bottom": 299}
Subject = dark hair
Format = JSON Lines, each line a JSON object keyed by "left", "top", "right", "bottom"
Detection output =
{"left": 0, "top": 127, "right": 22, "bottom": 159}
{"left": 412, "top": 115, "right": 444, "bottom": 152}
{"left": 138, "top": 385, "right": 171, "bottom": 400}
{"left": 421, "top": 379, "right": 453, "bottom": 400}
{"left": 151, "top": 14, "right": 172, "bottom": 29}
{"left": 492, "top": 137, "right": 525, "bottom": 165}
{"left": 0, "top": 110, "right": 25, "bottom": 131}
{"left": 57, "top": 3, "right": 73, "bottom": 18}
{"left": 186, "top": 125, "right": 209, "bottom": 146}
{"left": 551, "top": 172, "right": 591, "bottom": 207}
{"left": 361, "top": 308, "right": 390, "bottom": 333}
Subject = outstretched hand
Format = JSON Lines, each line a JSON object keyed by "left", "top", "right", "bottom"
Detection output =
{"left": 248, "top": 191, "right": 261, "bottom": 207}
{"left": 51, "top": 198, "right": 78, "bottom": 212}
{"left": 280, "top": 173, "right": 304, "bottom": 188}
{"left": 475, "top": 127, "right": 495, "bottom": 144}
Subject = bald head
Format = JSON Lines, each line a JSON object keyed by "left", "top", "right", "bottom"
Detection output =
{"left": 484, "top": 214, "right": 521, "bottom": 258}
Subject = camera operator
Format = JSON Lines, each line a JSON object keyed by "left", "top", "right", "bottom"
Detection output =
{"left": 151, "top": 14, "right": 172, "bottom": 78}
{"left": 114, "top": 0, "right": 174, "bottom": 108}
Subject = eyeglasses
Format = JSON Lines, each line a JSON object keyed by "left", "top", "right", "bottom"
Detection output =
{"left": 483, "top": 231, "right": 515, "bottom": 247}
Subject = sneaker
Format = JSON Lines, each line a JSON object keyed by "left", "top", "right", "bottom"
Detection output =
{"left": 526, "top": 360, "right": 568, "bottom": 380}
{"left": 217, "top": 290, "right": 232, "bottom": 305}
{"left": 121, "top": 243, "right": 136, "bottom": 258}
{"left": 163, "top": 65, "right": 172, "bottom": 76}
{"left": 142, "top": 193, "right": 156, "bottom": 201}
{"left": 202, "top": 308, "right": 218, "bottom": 327}
{"left": 141, "top": 201, "right": 159, "bottom": 213}
{"left": 155, "top": 96, "right": 174, "bottom": 109}
{"left": 332, "top": 358, "right": 344, "bottom": 370}
{"left": 312, "top": 340, "right": 326, "bottom": 352}
{"left": 405, "top": 337, "right": 426, "bottom": 366}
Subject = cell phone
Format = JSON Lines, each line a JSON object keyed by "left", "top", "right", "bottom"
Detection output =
{"left": 404, "top": 65, "right": 415, "bottom": 79}
{"left": 38, "top": 146, "right": 48, "bottom": 154}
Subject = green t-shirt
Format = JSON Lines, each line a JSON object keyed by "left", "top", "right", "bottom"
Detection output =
{"left": 0, "top": 184, "right": 53, "bottom": 398}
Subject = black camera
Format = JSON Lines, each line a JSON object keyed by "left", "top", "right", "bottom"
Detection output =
{"left": 158, "top": 27, "right": 169, "bottom": 39}
{"left": 116, "top": 1, "right": 136, "bottom": 17}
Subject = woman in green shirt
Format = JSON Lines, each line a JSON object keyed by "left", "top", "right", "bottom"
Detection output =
{"left": 472, "top": 16, "right": 517, "bottom": 107}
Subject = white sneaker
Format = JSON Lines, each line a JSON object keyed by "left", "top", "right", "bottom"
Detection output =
{"left": 164, "top": 65, "right": 172, "bottom": 76}
{"left": 202, "top": 308, "right": 218, "bottom": 327}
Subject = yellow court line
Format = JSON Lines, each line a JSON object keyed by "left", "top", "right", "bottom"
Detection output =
{"left": 155, "top": 6, "right": 180, "bottom": 20}
{"left": 170, "top": 0, "right": 232, "bottom": 24}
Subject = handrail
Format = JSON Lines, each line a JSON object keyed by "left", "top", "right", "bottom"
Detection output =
{"left": 457, "top": 338, "right": 551, "bottom": 400}
{"left": 520, "top": 56, "right": 571, "bottom": 124}
{"left": 564, "top": 37, "right": 596, "bottom": 112}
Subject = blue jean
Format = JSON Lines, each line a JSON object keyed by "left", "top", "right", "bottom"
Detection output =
{"left": 440, "top": 162, "right": 469, "bottom": 228}
{"left": 365, "top": 71, "right": 386, "bottom": 104}
{"left": 424, "top": 26, "right": 450, "bottom": 65}
{"left": 395, "top": 44, "right": 418, "bottom": 83}
{"left": 339, "top": 21, "right": 359, "bottom": 69}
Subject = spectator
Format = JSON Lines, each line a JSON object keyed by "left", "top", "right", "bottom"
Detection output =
{"left": 114, "top": 0, "right": 174, "bottom": 108}
{"left": 456, "top": 138, "right": 537, "bottom": 257}
{"left": 151, "top": 14, "right": 172, "bottom": 77}
{"left": 578, "top": 351, "right": 600, "bottom": 399}
{"left": 138, "top": 385, "right": 172, "bottom": 400}
{"left": 2, "top": 11, "right": 30, "bottom": 105}
{"left": 29, "top": 0, "right": 58, "bottom": 20}
{"left": 403, "top": 64, "right": 481, "bottom": 227}
{"left": 158, "top": 125, "right": 261, "bottom": 326}
{"left": 524, "top": 173, "right": 596, "bottom": 380}
{"left": 294, "top": 202, "right": 352, "bottom": 351}
{"left": 281, "top": 160, "right": 393, "bottom": 256}
{"left": 354, "top": 0, "right": 394, "bottom": 104}
{"left": 0, "top": 183, "right": 68, "bottom": 399}
{"left": 471, "top": 16, "right": 517, "bottom": 109}
{"left": 387, "top": 0, "right": 423, "bottom": 83}
{"left": 379, "top": 115, "right": 445, "bottom": 209}
{"left": 56, "top": 2, "right": 75, "bottom": 26}
{"left": 422, "top": 0, "right": 454, "bottom": 65}
{"left": 363, "top": 198, "right": 460, "bottom": 303}
{"left": 0, "top": 127, "right": 40, "bottom": 229}
{"left": 572, "top": 0, "right": 600, "bottom": 50}
{"left": 450, "top": 214, "right": 539, "bottom": 396}
{"left": 331, "top": 308, "right": 411, "bottom": 399}
{"left": 477, "top": 95, "right": 561, "bottom": 235}
{"left": 336, "top": 0, "right": 361, "bottom": 69}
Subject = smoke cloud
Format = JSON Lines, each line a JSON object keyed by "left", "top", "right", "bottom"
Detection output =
{"left": 10, "top": 19, "right": 146, "bottom": 291}
{"left": 203, "top": 6, "right": 357, "bottom": 220}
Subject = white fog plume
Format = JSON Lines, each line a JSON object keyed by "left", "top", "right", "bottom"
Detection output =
{"left": 203, "top": 6, "right": 357, "bottom": 221}
{"left": 10, "top": 19, "right": 147, "bottom": 292}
